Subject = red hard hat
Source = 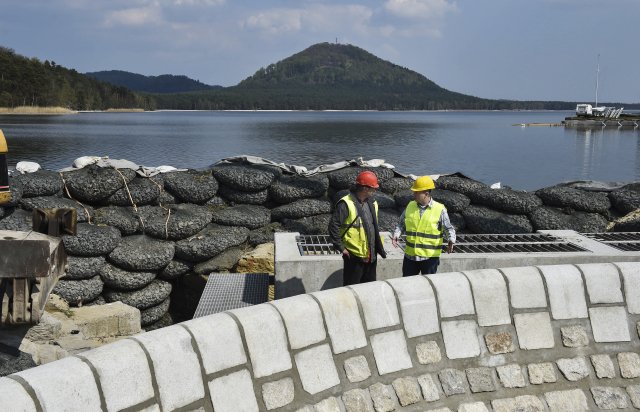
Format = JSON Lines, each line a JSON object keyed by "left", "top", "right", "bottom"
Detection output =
{"left": 355, "top": 171, "right": 379, "bottom": 188}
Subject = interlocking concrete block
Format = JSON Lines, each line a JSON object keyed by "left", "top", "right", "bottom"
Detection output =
{"left": 458, "top": 402, "right": 490, "bottom": 412}
{"left": 416, "top": 341, "right": 441, "bottom": 364}
{"left": 313, "top": 288, "right": 367, "bottom": 354}
{"left": 627, "top": 385, "right": 640, "bottom": 408}
{"left": 589, "top": 306, "right": 631, "bottom": 342}
{"left": 513, "top": 312, "right": 554, "bottom": 350}
{"left": 14, "top": 356, "right": 101, "bottom": 412}
{"left": 500, "top": 266, "right": 547, "bottom": 309}
{"left": 262, "top": 378, "right": 294, "bottom": 410}
{"left": 538, "top": 264, "right": 588, "bottom": 319}
{"left": 427, "top": 272, "right": 475, "bottom": 317}
{"left": 492, "top": 395, "right": 544, "bottom": 412}
{"left": 387, "top": 276, "right": 439, "bottom": 337}
{"left": 231, "top": 304, "right": 292, "bottom": 378}
{"left": 463, "top": 269, "right": 510, "bottom": 326}
{"left": 618, "top": 352, "right": 640, "bottom": 378}
{"left": 271, "top": 294, "right": 326, "bottom": 350}
{"left": 314, "top": 397, "right": 342, "bottom": 412}
{"left": 294, "top": 344, "right": 340, "bottom": 395}
{"left": 591, "top": 354, "right": 615, "bottom": 379}
{"left": 484, "top": 332, "right": 514, "bottom": 354}
{"left": 496, "top": 364, "right": 525, "bottom": 388}
{"left": 0, "top": 377, "right": 37, "bottom": 412}
{"left": 556, "top": 357, "right": 590, "bottom": 381}
{"left": 615, "top": 262, "right": 640, "bottom": 313}
{"left": 370, "top": 330, "right": 413, "bottom": 375}
{"left": 184, "top": 313, "right": 247, "bottom": 375}
{"left": 438, "top": 368, "right": 468, "bottom": 396}
{"left": 591, "top": 387, "right": 628, "bottom": 409}
{"left": 350, "top": 282, "right": 399, "bottom": 330}
{"left": 578, "top": 263, "right": 624, "bottom": 304}
{"left": 134, "top": 325, "right": 204, "bottom": 410}
{"left": 392, "top": 377, "right": 421, "bottom": 407}
{"left": 417, "top": 373, "right": 440, "bottom": 402}
{"left": 342, "top": 388, "right": 373, "bottom": 412}
{"left": 466, "top": 367, "right": 495, "bottom": 393}
{"left": 527, "top": 363, "right": 556, "bottom": 384}
{"left": 81, "top": 339, "right": 154, "bottom": 412}
{"left": 560, "top": 325, "right": 588, "bottom": 347}
{"left": 544, "top": 389, "right": 589, "bottom": 412}
{"left": 369, "top": 382, "right": 399, "bottom": 412}
{"left": 441, "top": 320, "right": 480, "bottom": 359}
{"left": 209, "top": 369, "right": 259, "bottom": 412}
{"left": 344, "top": 355, "right": 371, "bottom": 383}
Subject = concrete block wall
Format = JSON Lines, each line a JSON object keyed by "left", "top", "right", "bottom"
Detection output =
{"left": 2, "top": 261, "right": 640, "bottom": 411}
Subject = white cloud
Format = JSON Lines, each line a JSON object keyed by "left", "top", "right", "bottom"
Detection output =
{"left": 172, "top": 0, "right": 225, "bottom": 6}
{"left": 103, "top": 6, "right": 163, "bottom": 27}
{"left": 384, "top": 0, "right": 458, "bottom": 20}
{"left": 242, "top": 5, "right": 373, "bottom": 36}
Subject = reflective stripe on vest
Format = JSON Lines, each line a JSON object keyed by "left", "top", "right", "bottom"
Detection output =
{"left": 404, "top": 200, "right": 444, "bottom": 258}
{"left": 339, "top": 194, "right": 379, "bottom": 258}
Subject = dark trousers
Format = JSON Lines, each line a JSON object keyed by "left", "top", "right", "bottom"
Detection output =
{"left": 343, "top": 255, "right": 377, "bottom": 286}
{"left": 402, "top": 256, "right": 440, "bottom": 276}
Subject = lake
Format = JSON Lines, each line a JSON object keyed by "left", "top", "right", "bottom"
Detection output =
{"left": 1, "top": 110, "right": 638, "bottom": 190}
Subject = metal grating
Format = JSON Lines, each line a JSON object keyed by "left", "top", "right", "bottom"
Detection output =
{"left": 296, "top": 235, "right": 340, "bottom": 256}
{"left": 581, "top": 232, "right": 640, "bottom": 252}
{"left": 295, "top": 233, "right": 587, "bottom": 255}
{"left": 193, "top": 273, "right": 270, "bottom": 318}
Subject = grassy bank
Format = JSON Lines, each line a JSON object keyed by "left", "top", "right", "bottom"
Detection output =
{"left": 0, "top": 106, "right": 77, "bottom": 115}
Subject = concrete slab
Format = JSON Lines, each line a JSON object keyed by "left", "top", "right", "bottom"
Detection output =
{"left": 350, "top": 281, "right": 399, "bottom": 330}
{"left": 312, "top": 288, "right": 367, "bottom": 354}
{"left": 513, "top": 312, "right": 555, "bottom": 350}
{"left": 81, "top": 339, "right": 154, "bottom": 412}
{"left": 463, "top": 269, "right": 511, "bottom": 326}
{"left": 370, "top": 330, "right": 413, "bottom": 375}
{"left": 427, "top": 272, "right": 475, "bottom": 318}
{"left": 134, "top": 325, "right": 205, "bottom": 411}
{"left": 294, "top": 344, "right": 340, "bottom": 395}
{"left": 0, "top": 377, "right": 37, "bottom": 412}
{"left": 14, "top": 356, "right": 102, "bottom": 412}
{"left": 387, "top": 276, "right": 439, "bottom": 337}
{"left": 271, "top": 294, "right": 326, "bottom": 350}
{"left": 441, "top": 320, "right": 480, "bottom": 359}
{"left": 500, "top": 266, "right": 547, "bottom": 309}
{"left": 209, "top": 369, "right": 259, "bottom": 412}
{"left": 184, "top": 312, "right": 247, "bottom": 375}
{"left": 589, "top": 306, "right": 631, "bottom": 343}
{"left": 578, "top": 263, "right": 623, "bottom": 304}
{"left": 538, "top": 264, "right": 588, "bottom": 319}
{"left": 615, "top": 262, "right": 640, "bottom": 314}
{"left": 230, "top": 304, "right": 292, "bottom": 378}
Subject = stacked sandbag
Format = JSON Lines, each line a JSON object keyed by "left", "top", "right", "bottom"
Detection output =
{"left": 1, "top": 159, "right": 636, "bottom": 330}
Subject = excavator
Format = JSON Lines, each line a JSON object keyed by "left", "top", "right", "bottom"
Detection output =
{"left": 0, "top": 129, "right": 8, "bottom": 205}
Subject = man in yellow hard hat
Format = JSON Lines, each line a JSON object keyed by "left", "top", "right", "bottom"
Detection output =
{"left": 391, "top": 175, "right": 455, "bottom": 275}
{"left": 329, "top": 171, "right": 387, "bottom": 285}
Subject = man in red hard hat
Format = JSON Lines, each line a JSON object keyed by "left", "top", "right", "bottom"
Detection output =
{"left": 392, "top": 175, "right": 455, "bottom": 275}
{"left": 329, "top": 170, "right": 387, "bottom": 285}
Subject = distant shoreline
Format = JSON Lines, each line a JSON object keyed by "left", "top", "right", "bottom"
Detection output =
{"left": 0, "top": 107, "right": 146, "bottom": 115}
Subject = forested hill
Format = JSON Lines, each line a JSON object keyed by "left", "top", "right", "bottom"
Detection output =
{"left": 0, "top": 46, "right": 152, "bottom": 110}
{"left": 86, "top": 70, "right": 220, "bottom": 93}
{"left": 154, "top": 43, "right": 573, "bottom": 110}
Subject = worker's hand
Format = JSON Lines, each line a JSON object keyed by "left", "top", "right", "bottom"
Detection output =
{"left": 392, "top": 236, "right": 399, "bottom": 248}
{"left": 447, "top": 241, "right": 454, "bottom": 254}
{"left": 342, "top": 248, "right": 350, "bottom": 258}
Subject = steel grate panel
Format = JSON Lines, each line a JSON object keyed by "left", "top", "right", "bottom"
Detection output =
{"left": 456, "top": 233, "right": 560, "bottom": 243}
{"left": 193, "top": 273, "right": 270, "bottom": 318}
{"left": 603, "top": 242, "right": 640, "bottom": 252}
{"left": 296, "top": 235, "right": 340, "bottom": 256}
{"left": 453, "top": 242, "right": 587, "bottom": 254}
{"left": 582, "top": 232, "right": 640, "bottom": 242}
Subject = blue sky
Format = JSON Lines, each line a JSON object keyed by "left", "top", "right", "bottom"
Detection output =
{"left": 1, "top": 0, "right": 638, "bottom": 103}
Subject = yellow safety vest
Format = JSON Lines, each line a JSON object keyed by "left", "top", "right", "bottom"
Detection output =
{"left": 339, "top": 194, "right": 379, "bottom": 258}
{"left": 404, "top": 200, "right": 444, "bottom": 258}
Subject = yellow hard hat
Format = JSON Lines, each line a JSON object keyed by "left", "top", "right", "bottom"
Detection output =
{"left": 411, "top": 175, "right": 435, "bottom": 192}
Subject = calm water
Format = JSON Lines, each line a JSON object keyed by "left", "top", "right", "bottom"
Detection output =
{"left": 1, "top": 110, "right": 639, "bottom": 190}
